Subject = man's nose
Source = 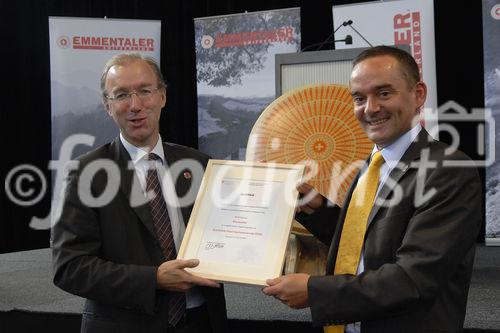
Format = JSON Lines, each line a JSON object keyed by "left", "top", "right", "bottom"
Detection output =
{"left": 129, "top": 93, "right": 143, "bottom": 111}
{"left": 364, "top": 96, "right": 380, "bottom": 114}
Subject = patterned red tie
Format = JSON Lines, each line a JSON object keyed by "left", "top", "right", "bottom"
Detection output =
{"left": 146, "top": 153, "right": 186, "bottom": 326}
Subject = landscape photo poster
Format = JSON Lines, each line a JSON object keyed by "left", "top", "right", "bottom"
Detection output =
{"left": 483, "top": 0, "right": 500, "bottom": 245}
{"left": 49, "top": 17, "right": 161, "bottom": 160}
{"left": 195, "top": 8, "right": 301, "bottom": 160}
{"left": 42, "top": 17, "right": 160, "bottom": 231}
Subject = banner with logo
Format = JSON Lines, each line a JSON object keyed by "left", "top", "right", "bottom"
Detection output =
{"left": 332, "top": 0, "right": 437, "bottom": 130}
{"left": 195, "top": 8, "right": 300, "bottom": 159}
{"left": 483, "top": 0, "right": 500, "bottom": 245}
{"left": 41, "top": 17, "right": 160, "bottom": 231}
{"left": 49, "top": 17, "right": 161, "bottom": 160}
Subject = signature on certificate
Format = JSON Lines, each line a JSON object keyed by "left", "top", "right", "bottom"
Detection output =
{"left": 205, "top": 241, "right": 225, "bottom": 250}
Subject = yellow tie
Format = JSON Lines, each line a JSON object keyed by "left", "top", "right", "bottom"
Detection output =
{"left": 324, "top": 151, "right": 384, "bottom": 333}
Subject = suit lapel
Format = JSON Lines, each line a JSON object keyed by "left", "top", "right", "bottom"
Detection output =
{"left": 366, "top": 129, "right": 434, "bottom": 229}
{"left": 112, "top": 138, "right": 158, "bottom": 241}
{"left": 326, "top": 130, "right": 434, "bottom": 273}
{"left": 162, "top": 143, "right": 192, "bottom": 226}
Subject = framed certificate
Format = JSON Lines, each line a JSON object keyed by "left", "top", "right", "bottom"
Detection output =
{"left": 177, "top": 160, "right": 305, "bottom": 285}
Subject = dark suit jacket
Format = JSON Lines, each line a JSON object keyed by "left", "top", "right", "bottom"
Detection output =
{"left": 52, "top": 137, "right": 228, "bottom": 333}
{"left": 297, "top": 130, "right": 482, "bottom": 333}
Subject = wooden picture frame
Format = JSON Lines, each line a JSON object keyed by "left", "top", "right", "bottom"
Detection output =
{"left": 178, "top": 160, "right": 305, "bottom": 285}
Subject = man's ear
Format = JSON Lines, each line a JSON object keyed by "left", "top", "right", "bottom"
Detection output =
{"left": 414, "top": 81, "right": 427, "bottom": 109}
{"left": 160, "top": 89, "right": 167, "bottom": 108}
{"left": 103, "top": 99, "right": 112, "bottom": 116}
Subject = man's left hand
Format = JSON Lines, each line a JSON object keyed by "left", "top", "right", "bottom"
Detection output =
{"left": 262, "top": 273, "right": 310, "bottom": 309}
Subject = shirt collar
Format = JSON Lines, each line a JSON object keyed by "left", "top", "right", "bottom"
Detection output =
{"left": 371, "top": 123, "right": 422, "bottom": 169}
{"left": 119, "top": 133, "right": 165, "bottom": 165}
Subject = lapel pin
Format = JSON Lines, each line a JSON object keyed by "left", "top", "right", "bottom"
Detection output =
{"left": 183, "top": 171, "right": 192, "bottom": 180}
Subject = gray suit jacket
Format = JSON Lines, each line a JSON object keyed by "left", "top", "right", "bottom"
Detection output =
{"left": 52, "top": 137, "right": 227, "bottom": 333}
{"left": 297, "top": 130, "right": 482, "bottom": 333}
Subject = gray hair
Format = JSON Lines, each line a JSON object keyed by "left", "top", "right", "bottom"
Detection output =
{"left": 100, "top": 53, "right": 166, "bottom": 98}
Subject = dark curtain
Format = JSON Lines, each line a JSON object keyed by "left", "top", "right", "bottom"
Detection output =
{"left": 0, "top": 0, "right": 484, "bottom": 252}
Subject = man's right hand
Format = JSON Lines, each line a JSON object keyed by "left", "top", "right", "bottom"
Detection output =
{"left": 296, "top": 182, "right": 324, "bottom": 214}
{"left": 156, "top": 259, "right": 220, "bottom": 292}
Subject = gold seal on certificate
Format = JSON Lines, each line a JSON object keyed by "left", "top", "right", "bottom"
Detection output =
{"left": 177, "top": 160, "right": 305, "bottom": 285}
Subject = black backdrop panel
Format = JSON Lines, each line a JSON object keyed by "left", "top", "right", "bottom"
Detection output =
{"left": 0, "top": 0, "right": 485, "bottom": 252}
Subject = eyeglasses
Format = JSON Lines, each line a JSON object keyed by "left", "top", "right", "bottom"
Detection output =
{"left": 106, "top": 87, "right": 161, "bottom": 104}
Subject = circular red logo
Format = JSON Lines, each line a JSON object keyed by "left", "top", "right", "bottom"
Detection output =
{"left": 492, "top": 4, "right": 500, "bottom": 20}
{"left": 201, "top": 35, "right": 214, "bottom": 49}
{"left": 57, "top": 36, "right": 70, "bottom": 49}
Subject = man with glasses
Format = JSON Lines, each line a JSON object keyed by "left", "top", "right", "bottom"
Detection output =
{"left": 52, "top": 53, "right": 228, "bottom": 333}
